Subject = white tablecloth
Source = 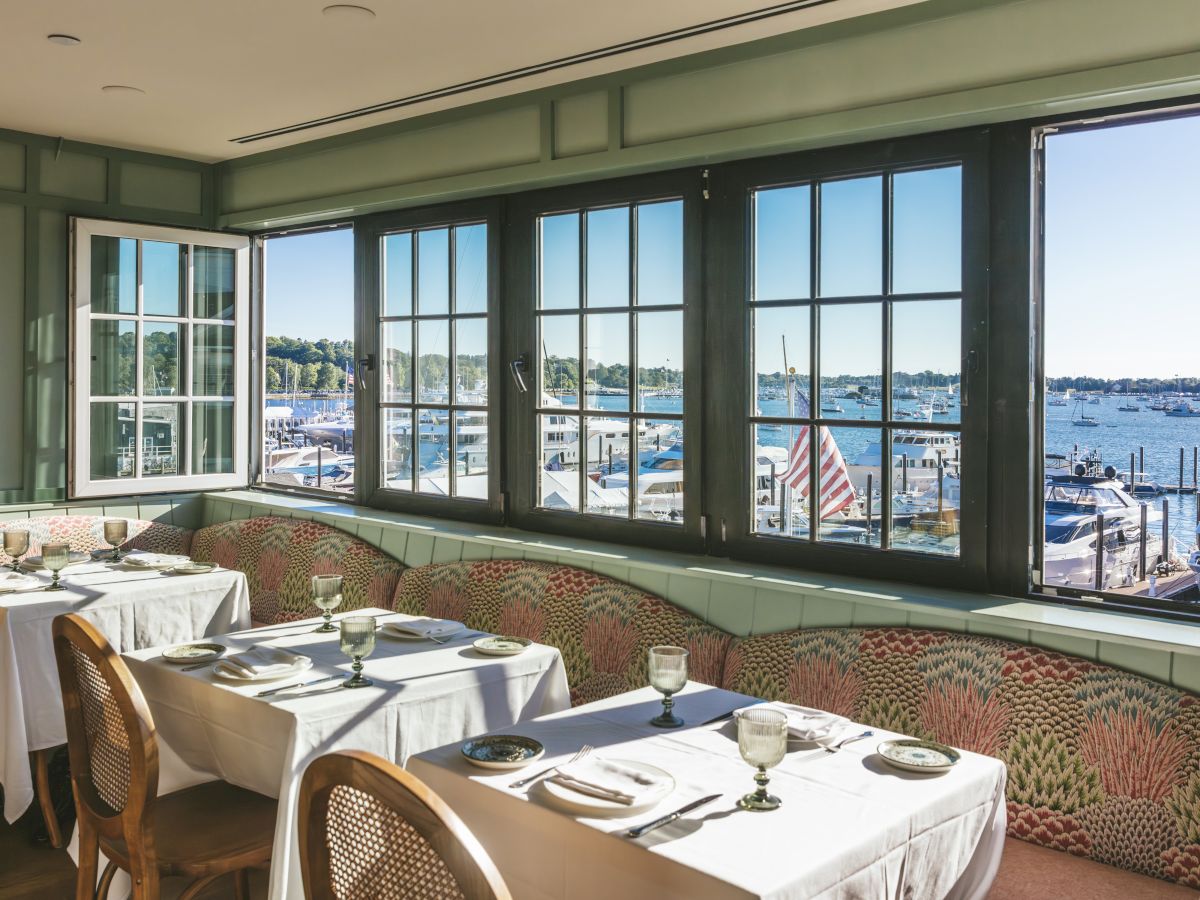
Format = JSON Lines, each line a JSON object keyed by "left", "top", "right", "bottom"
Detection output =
{"left": 122, "top": 610, "right": 571, "bottom": 900}
{"left": 0, "top": 562, "right": 250, "bottom": 822}
{"left": 410, "top": 683, "right": 1007, "bottom": 900}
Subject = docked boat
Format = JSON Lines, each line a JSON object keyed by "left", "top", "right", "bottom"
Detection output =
{"left": 1119, "top": 471, "right": 1166, "bottom": 497}
{"left": 1165, "top": 401, "right": 1200, "bottom": 417}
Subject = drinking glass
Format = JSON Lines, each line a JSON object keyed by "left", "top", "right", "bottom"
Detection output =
{"left": 736, "top": 707, "right": 788, "bottom": 811}
{"left": 311, "top": 574, "right": 344, "bottom": 632}
{"left": 42, "top": 542, "right": 71, "bottom": 592}
{"left": 648, "top": 645, "right": 689, "bottom": 728}
{"left": 340, "top": 615, "right": 377, "bottom": 688}
{"left": 3, "top": 530, "right": 29, "bottom": 572}
{"left": 103, "top": 519, "right": 128, "bottom": 561}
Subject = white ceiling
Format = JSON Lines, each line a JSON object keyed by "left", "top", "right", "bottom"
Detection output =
{"left": 0, "top": 0, "right": 922, "bottom": 162}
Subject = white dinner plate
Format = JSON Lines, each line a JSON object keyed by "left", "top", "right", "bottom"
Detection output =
{"left": 212, "top": 658, "right": 313, "bottom": 683}
{"left": 0, "top": 573, "right": 44, "bottom": 593}
{"left": 21, "top": 551, "right": 88, "bottom": 571}
{"left": 171, "top": 562, "right": 216, "bottom": 576}
{"left": 539, "top": 759, "right": 675, "bottom": 818}
{"left": 473, "top": 636, "right": 532, "bottom": 656}
{"left": 123, "top": 554, "right": 191, "bottom": 570}
{"left": 877, "top": 739, "right": 960, "bottom": 774}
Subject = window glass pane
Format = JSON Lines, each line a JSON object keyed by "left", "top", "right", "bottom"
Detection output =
{"left": 417, "top": 228, "right": 449, "bottom": 316}
{"left": 193, "top": 247, "right": 236, "bottom": 319}
{"left": 891, "top": 299, "right": 961, "bottom": 424}
{"left": 455, "top": 318, "right": 487, "bottom": 405}
{"left": 417, "top": 408, "right": 450, "bottom": 494}
{"left": 382, "top": 322, "right": 412, "bottom": 403}
{"left": 584, "top": 313, "right": 628, "bottom": 411}
{"left": 90, "top": 402, "right": 136, "bottom": 480}
{"left": 540, "top": 315, "right": 579, "bottom": 406}
{"left": 819, "top": 303, "right": 881, "bottom": 418}
{"left": 193, "top": 324, "right": 234, "bottom": 396}
{"left": 583, "top": 415, "right": 629, "bottom": 518}
{"left": 382, "top": 408, "right": 413, "bottom": 491}
{"left": 891, "top": 430, "right": 960, "bottom": 557}
{"left": 636, "top": 201, "right": 683, "bottom": 306}
{"left": 819, "top": 176, "right": 882, "bottom": 297}
{"left": 539, "top": 412, "right": 580, "bottom": 511}
{"left": 453, "top": 410, "right": 488, "bottom": 500}
{"left": 142, "top": 403, "right": 182, "bottom": 476}
{"left": 417, "top": 319, "right": 449, "bottom": 403}
{"left": 754, "top": 186, "right": 811, "bottom": 301}
{"left": 754, "top": 307, "right": 809, "bottom": 415}
{"left": 586, "top": 207, "right": 629, "bottom": 308}
{"left": 193, "top": 401, "right": 234, "bottom": 474}
{"left": 91, "top": 236, "right": 136, "bottom": 314}
{"left": 383, "top": 232, "right": 413, "bottom": 316}
{"left": 539, "top": 213, "right": 580, "bottom": 310}
{"left": 143, "top": 323, "right": 181, "bottom": 396}
{"left": 143, "top": 241, "right": 185, "bottom": 316}
{"left": 819, "top": 425, "right": 877, "bottom": 547}
{"left": 892, "top": 166, "right": 961, "bottom": 294}
{"left": 454, "top": 224, "right": 487, "bottom": 314}
{"left": 637, "top": 310, "right": 682, "bottom": 412}
{"left": 750, "top": 423, "right": 798, "bottom": 536}
{"left": 634, "top": 420, "right": 684, "bottom": 523}
{"left": 91, "top": 319, "right": 136, "bottom": 396}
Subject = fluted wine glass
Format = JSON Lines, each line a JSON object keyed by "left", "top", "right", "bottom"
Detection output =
{"left": 312, "top": 574, "right": 344, "bottom": 633}
{"left": 340, "top": 615, "right": 377, "bottom": 688}
{"left": 103, "top": 519, "right": 128, "bottom": 561}
{"left": 3, "top": 530, "right": 29, "bottom": 572}
{"left": 736, "top": 707, "right": 788, "bottom": 811}
{"left": 648, "top": 645, "right": 688, "bottom": 728}
{"left": 42, "top": 542, "right": 71, "bottom": 592}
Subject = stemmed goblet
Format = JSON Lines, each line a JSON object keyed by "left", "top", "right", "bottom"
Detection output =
{"left": 3, "top": 530, "right": 30, "bottom": 572}
{"left": 42, "top": 542, "right": 72, "bottom": 592}
{"left": 312, "top": 574, "right": 344, "bottom": 633}
{"left": 648, "top": 645, "right": 688, "bottom": 728}
{"left": 340, "top": 615, "right": 377, "bottom": 688}
{"left": 736, "top": 707, "right": 788, "bottom": 811}
{"left": 103, "top": 519, "right": 128, "bottom": 562}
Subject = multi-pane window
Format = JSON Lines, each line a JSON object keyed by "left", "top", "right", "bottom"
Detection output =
{"left": 748, "top": 165, "right": 963, "bottom": 556}
{"left": 71, "top": 219, "right": 249, "bottom": 497}
{"left": 534, "top": 199, "right": 686, "bottom": 523}
{"left": 379, "top": 221, "right": 489, "bottom": 499}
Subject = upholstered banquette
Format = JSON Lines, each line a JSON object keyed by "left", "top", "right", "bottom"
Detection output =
{"left": 395, "top": 559, "right": 1200, "bottom": 890}
{"left": 191, "top": 516, "right": 406, "bottom": 624}
{"left": 0, "top": 515, "right": 192, "bottom": 562}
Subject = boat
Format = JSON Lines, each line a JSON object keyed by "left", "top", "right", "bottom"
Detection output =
{"left": 1087, "top": 396, "right": 1102, "bottom": 405}
{"left": 1047, "top": 394, "right": 1069, "bottom": 407}
{"left": 1165, "top": 401, "right": 1200, "bottom": 418}
{"left": 1043, "top": 467, "right": 1163, "bottom": 589}
{"left": 1118, "top": 471, "right": 1165, "bottom": 497}
{"left": 820, "top": 403, "right": 844, "bottom": 413}
{"left": 598, "top": 440, "right": 685, "bottom": 520}
{"left": 1117, "top": 404, "right": 1140, "bottom": 412}
{"left": 1071, "top": 400, "right": 1099, "bottom": 427}
{"left": 850, "top": 431, "right": 961, "bottom": 494}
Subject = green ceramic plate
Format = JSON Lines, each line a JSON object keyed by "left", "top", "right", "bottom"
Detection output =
{"left": 161, "top": 643, "right": 226, "bottom": 664}
{"left": 473, "top": 635, "right": 533, "bottom": 656}
{"left": 877, "top": 738, "right": 961, "bottom": 773}
{"left": 461, "top": 735, "right": 545, "bottom": 770}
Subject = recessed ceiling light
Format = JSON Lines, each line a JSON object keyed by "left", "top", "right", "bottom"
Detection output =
{"left": 101, "top": 85, "right": 146, "bottom": 96}
{"left": 322, "top": 4, "right": 375, "bottom": 20}
{"left": 47, "top": 34, "right": 82, "bottom": 46}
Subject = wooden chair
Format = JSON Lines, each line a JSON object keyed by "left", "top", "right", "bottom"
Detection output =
{"left": 52, "top": 613, "right": 277, "bottom": 900}
{"left": 299, "top": 750, "right": 511, "bottom": 900}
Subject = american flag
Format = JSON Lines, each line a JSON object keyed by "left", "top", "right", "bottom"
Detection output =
{"left": 776, "top": 386, "right": 856, "bottom": 519}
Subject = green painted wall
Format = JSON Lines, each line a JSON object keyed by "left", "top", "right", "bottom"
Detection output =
{"left": 216, "top": 0, "right": 1200, "bottom": 230}
{"left": 0, "top": 129, "right": 214, "bottom": 503}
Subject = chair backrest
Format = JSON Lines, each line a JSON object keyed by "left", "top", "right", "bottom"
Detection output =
{"left": 52, "top": 614, "right": 159, "bottom": 875}
{"left": 191, "top": 517, "right": 406, "bottom": 625}
{"left": 300, "top": 750, "right": 510, "bottom": 900}
{"left": 0, "top": 515, "right": 192, "bottom": 561}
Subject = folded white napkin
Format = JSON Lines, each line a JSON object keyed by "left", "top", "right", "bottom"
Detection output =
{"left": 123, "top": 551, "right": 190, "bottom": 568}
{"left": 382, "top": 618, "right": 464, "bottom": 639}
{"left": 549, "top": 758, "right": 671, "bottom": 805}
{"left": 737, "top": 703, "right": 848, "bottom": 742}
{"left": 0, "top": 572, "right": 42, "bottom": 593}
{"left": 213, "top": 645, "right": 307, "bottom": 679}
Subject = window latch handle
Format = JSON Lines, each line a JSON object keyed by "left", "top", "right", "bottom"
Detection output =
{"left": 510, "top": 354, "right": 530, "bottom": 393}
{"left": 355, "top": 354, "right": 376, "bottom": 390}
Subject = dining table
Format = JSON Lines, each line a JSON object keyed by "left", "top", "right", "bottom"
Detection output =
{"left": 0, "top": 557, "right": 250, "bottom": 824}
{"left": 117, "top": 609, "right": 571, "bottom": 900}
{"left": 410, "top": 682, "right": 1008, "bottom": 900}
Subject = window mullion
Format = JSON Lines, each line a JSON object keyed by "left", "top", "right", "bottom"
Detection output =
{"left": 880, "top": 174, "right": 893, "bottom": 551}
{"left": 808, "top": 184, "right": 820, "bottom": 543}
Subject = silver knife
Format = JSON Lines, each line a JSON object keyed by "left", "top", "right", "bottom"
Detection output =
{"left": 256, "top": 674, "right": 342, "bottom": 697}
{"left": 625, "top": 794, "right": 721, "bottom": 838}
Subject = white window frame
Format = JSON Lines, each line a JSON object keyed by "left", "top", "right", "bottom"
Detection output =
{"left": 70, "top": 217, "right": 250, "bottom": 497}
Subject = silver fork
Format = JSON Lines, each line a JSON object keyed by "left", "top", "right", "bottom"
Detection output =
{"left": 509, "top": 744, "right": 593, "bottom": 788}
{"left": 823, "top": 730, "right": 874, "bottom": 754}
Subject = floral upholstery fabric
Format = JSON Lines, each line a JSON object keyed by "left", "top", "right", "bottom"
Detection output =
{"left": 393, "top": 561, "right": 733, "bottom": 707}
{"left": 191, "top": 517, "right": 405, "bottom": 625}
{"left": 722, "top": 627, "right": 1200, "bottom": 887}
{"left": 0, "top": 515, "right": 192, "bottom": 562}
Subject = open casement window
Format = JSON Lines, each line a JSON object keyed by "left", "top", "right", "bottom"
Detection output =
{"left": 70, "top": 218, "right": 250, "bottom": 497}
{"left": 711, "top": 133, "right": 989, "bottom": 587}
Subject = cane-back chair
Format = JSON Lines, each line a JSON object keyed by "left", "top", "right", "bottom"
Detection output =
{"left": 52, "top": 613, "right": 277, "bottom": 899}
{"left": 299, "top": 750, "right": 511, "bottom": 900}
